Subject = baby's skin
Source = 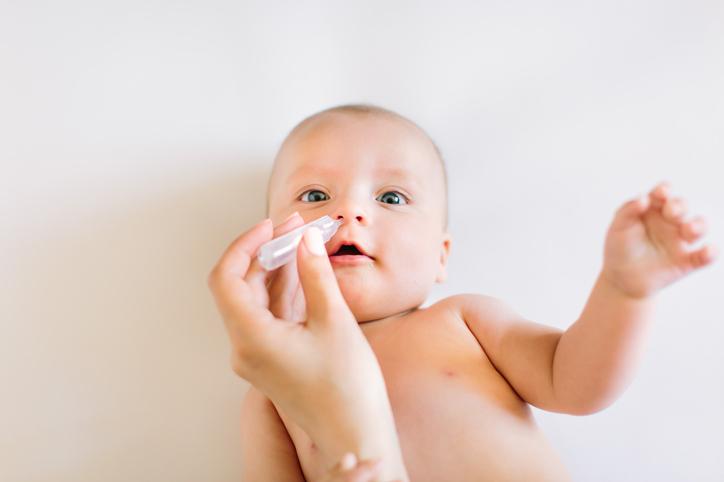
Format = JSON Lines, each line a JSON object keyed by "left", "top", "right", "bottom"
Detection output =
{"left": 258, "top": 294, "right": 574, "bottom": 481}
{"left": 241, "top": 109, "right": 717, "bottom": 481}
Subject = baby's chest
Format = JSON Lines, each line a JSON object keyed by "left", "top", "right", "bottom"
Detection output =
{"left": 285, "top": 312, "right": 548, "bottom": 480}
{"left": 367, "top": 312, "right": 533, "bottom": 424}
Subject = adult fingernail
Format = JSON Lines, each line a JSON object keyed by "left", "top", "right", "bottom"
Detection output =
{"left": 304, "top": 227, "right": 325, "bottom": 256}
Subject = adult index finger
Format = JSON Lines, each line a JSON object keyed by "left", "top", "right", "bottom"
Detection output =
{"left": 209, "top": 218, "right": 273, "bottom": 283}
{"left": 207, "top": 218, "right": 276, "bottom": 340}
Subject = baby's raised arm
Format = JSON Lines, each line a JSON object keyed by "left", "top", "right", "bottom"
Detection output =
{"left": 554, "top": 182, "right": 716, "bottom": 412}
{"left": 460, "top": 182, "right": 716, "bottom": 415}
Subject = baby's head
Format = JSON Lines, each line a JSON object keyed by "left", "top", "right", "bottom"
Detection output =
{"left": 266, "top": 104, "right": 451, "bottom": 323}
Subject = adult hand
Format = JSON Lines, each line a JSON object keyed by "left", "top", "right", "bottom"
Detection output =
{"left": 263, "top": 214, "right": 308, "bottom": 322}
{"left": 207, "top": 214, "right": 408, "bottom": 480}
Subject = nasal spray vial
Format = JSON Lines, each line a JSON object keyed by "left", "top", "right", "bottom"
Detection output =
{"left": 257, "top": 215, "right": 343, "bottom": 271}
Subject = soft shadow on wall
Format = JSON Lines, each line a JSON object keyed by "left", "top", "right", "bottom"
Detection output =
{"left": 4, "top": 154, "right": 270, "bottom": 482}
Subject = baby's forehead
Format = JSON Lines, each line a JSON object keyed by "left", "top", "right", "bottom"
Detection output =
{"left": 274, "top": 113, "right": 438, "bottom": 179}
{"left": 290, "top": 110, "right": 424, "bottom": 141}
{"left": 265, "top": 110, "right": 448, "bottom": 224}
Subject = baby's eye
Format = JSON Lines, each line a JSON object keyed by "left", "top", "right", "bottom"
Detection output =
{"left": 299, "top": 189, "right": 329, "bottom": 202}
{"left": 376, "top": 191, "right": 408, "bottom": 205}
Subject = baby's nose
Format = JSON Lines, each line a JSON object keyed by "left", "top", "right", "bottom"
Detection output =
{"left": 335, "top": 214, "right": 365, "bottom": 224}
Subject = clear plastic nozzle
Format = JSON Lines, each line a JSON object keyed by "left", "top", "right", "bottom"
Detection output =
{"left": 257, "top": 215, "right": 343, "bottom": 271}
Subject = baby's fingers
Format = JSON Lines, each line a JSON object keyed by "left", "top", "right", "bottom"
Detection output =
{"left": 648, "top": 181, "right": 672, "bottom": 209}
{"left": 679, "top": 216, "right": 707, "bottom": 243}
{"left": 662, "top": 197, "right": 687, "bottom": 223}
{"left": 323, "top": 453, "right": 383, "bottom": 482}
{"left": 609, "top": 195, "right": 649, "bottom": 231}
{"left": 687, "top": 244, "right": 718, "bottom": 269}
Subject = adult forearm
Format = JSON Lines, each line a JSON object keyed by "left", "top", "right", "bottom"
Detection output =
{"left": 552, "top": 270, "right": 656, "bottom": 414}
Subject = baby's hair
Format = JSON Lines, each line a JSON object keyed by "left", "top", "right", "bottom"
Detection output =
{"left": 266, "top": 103, "right": 449, "bottom": 230}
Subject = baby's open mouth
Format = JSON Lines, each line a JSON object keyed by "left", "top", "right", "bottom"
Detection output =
{"left": 332, "top": 244, "right": 364, "bottom": 256}
{"left": 329, "top": 242, "right": 375, "bottom": 266}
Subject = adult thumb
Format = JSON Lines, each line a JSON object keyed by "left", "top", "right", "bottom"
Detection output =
{"left": 296, "top": 227, "right": 348, "bottom": 323}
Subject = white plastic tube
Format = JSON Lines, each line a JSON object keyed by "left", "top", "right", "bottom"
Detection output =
{"left": 257, "top": 215, "right": 343, "bottom": 270}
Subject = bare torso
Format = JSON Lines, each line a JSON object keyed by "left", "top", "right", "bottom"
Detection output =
{"left": 276, "top": 296, "right": 572, "bottom": 481}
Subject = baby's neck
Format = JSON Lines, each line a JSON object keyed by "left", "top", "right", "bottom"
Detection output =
{"left": 360, "top": 306, "right": 419, "bottom": 325}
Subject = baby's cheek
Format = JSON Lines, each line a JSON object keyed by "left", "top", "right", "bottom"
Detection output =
{"left": 388, "top": 246, "right": 433, "bottom": 281}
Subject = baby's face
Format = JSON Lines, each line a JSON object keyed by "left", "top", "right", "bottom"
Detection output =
{"left": 267, "top": 113, "right": 451, "bottom": 322}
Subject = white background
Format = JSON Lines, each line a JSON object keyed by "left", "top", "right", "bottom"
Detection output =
{"left": 2, "top": 1, "right": 723, "bottom": 481}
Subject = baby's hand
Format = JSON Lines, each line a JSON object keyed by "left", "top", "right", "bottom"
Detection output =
{"left": 321, "top": 452, "right": 405, "bottom": 482}
{"left": 601, "top": 181, "right": 718, "bottom": 298}
{"left": 320, "top": 453, "right": 384, "bottom": 482}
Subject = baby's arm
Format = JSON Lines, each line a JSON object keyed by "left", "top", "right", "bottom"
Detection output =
{"left": 461, "top": 183, "right": 716, "bottom": 415}
{"left": 547, "top": 273, "right": 654, "bottom": 414}
{"left": 553, "top": 182, "right": 716, "bottom": 413}
{"left": 459, "top": 283, "right": 655, "bottom": 415}
{"left": 240, "top": 386, "right": 305, "bottom": 481}
{"left": 458, "top": 294, "right": 571, "bottom": 412}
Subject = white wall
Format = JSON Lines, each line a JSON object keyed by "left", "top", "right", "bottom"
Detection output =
{"left": 2, "top": 1, "right": 723, "bottom": 481}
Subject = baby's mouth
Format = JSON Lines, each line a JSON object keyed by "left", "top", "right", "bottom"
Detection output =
{"left": 332, "top": 244, "right": 364, "bottom": 256}
{"left": 329, "top": 243, "right": 374, "bottom": 262}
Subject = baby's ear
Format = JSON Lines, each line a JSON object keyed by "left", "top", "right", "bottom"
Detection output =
{"left": 435, "top": 233, "right": 452, "bottom": 283}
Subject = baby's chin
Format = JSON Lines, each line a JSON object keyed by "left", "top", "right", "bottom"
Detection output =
{"left": 348, "top": 301, "right": 419, "bottom": 324}
{"left": 333, "top": 278, "right": 419, "bottom": 323}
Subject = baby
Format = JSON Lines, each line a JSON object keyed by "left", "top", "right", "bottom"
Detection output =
{"left": 238, "top": 104, "right": 717, "bottom": 481}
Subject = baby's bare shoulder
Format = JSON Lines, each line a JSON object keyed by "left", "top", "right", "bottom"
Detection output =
{"left": 367, "top": 294, "right": 517, "bottom": 355}
{"left": 433, "top": 293, "right": 567, "bottom": 413}
{"left": 427, "top": 293, "right": 531, "bottom": 350}
{"left": 429, "top": 293, "right": 514, "bottom": 323}
{"left": 404, "top": 293, "right": 516, "bottom": 346}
